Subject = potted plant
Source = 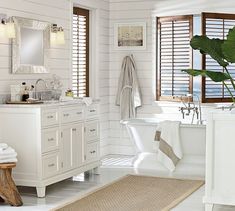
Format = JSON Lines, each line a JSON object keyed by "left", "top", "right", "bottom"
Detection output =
{"left": 182, "top": 27, "right": 235, "bottom": 103}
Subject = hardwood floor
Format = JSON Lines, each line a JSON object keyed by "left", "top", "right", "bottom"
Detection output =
{"left": 0, "top": 156, "right": 234, "bottom": 211}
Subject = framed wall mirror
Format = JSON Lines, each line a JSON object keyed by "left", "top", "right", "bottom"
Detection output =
{"left": 12, "top": 17, "right": 50, "bottom": 74}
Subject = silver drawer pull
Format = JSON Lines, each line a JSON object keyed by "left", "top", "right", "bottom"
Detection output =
{"left": 48, "top": 163, "right": 55, "bottom": 168}
{"left": 90, "top": 129, "right": 96, "bottom": 132}
{"left": 63, "top": 113, "right": 69, "bottom": 117}
{"left": 48, "top": 138, "right": 54, "bottom": 142}
{"left": 72, "top": 128, "right": 77, "bottom": 131}
{"left": 90, "top": 109, "right": 96, "bottom": 113}
{"left": 76, "top": 112, "right": 82, "bottom": 115}
{"left": 90, "top": 150, "right": 96, "bottom": 154}
{"left": 47, "top": 115, "right": 54, "bottom": 119}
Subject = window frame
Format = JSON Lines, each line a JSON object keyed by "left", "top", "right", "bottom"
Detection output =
{"left": 73, "top": 7, "right": 90, "bottom": 97}
{"left": 156, "top": 15, "right": 194, "bottom": 101}
{"left": 201, "top": 12, "right": 235, "bottom": 103}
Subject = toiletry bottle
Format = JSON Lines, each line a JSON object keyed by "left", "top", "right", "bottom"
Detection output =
{"left": 21, "top": 83, "right": 29, "bottom": 101}
{"left": 28, "top": 85, "right": 34, "bottom": 99}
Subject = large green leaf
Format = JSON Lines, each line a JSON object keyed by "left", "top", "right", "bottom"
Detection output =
{"left": 182, "top": 69, "right": 231, "bottom": 82}
{"left": 190, "top": 36, "right": 228, "bottom": 67}
{"left": 222, "top": 27, "right": 235, "bottom": 63}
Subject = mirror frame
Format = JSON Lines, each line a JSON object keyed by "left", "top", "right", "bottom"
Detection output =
{"left": 12, "top": 17, "right": 50, "bottom": 74}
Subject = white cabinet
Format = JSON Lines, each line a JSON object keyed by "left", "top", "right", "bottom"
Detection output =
{"left": 61, "top": 123, "right": 83, "bottom": 171}
{"left": 0, "top": 101, "right": 100, "bottom": 198}
{"left": 204, "top": 110, "right": 235, "bottom": 211}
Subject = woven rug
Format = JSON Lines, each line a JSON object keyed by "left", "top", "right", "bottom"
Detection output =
{"left": 53, "top": 175, "right": 204, "bottom": 211}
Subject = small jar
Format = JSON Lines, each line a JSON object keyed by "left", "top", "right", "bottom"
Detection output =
{"left": 65, "top": 89, "right": 74, "bottom": 97}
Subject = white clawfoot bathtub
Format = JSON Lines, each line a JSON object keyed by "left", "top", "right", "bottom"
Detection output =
{"left": 122, "top": 118, "right": 206, "bottom": 178}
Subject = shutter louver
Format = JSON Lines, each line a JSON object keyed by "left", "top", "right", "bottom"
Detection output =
{"left": 202, "top": 12, "right": 235, "bottom": 103}
{"left": 157, "top": 15, "right": 193, "bottom": 101}
{"left": 73, "top": 8, "right": 89, "bottom": 97}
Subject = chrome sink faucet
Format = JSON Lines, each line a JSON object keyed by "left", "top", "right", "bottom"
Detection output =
{"left": 35, "top": 79, "right": 47, "bottom": 100}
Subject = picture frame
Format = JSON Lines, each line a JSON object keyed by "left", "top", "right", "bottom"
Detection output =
{"left": 114, "top": 22, "right": 146, "bottom": 50}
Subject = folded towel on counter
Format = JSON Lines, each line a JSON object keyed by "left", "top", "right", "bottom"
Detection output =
{"left": 0, "top": 143, "right": 8, "bottom": 151}
{"left": 82, "top": 97, "right": 93, "bottom": 106}
{"left": 155, "top": 121, "right": 182, "bottom": 172}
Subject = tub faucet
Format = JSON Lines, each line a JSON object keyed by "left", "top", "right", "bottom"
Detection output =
{"left": 179, "top": 94, "right": 202, "bottom": 124}
{"left": 35, "top": 79, "right": 47, "bottom": 100}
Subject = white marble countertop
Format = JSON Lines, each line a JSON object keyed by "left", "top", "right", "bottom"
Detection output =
{"left": 0, "top": 99, "right": 100, "bottom": 108}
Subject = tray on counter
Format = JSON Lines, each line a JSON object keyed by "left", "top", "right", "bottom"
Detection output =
{"left": 6, "top": 100, "right": 44, "bottom": 104}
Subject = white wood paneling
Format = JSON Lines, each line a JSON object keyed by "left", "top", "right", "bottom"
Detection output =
{"left": 108, "top": 0, "right": 235, "bottom": 155}
{"left": 0, "top": 0, "right": 109, "bottom": 157}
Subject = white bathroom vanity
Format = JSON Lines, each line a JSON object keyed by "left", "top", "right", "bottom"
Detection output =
{"left": 204, "top": 110, "right": 235, "bottom": 210}
{"left": 0, "top": 100, "right": 100, "bottom": 197}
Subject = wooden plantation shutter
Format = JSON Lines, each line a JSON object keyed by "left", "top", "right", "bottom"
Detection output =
{"left": 73, "top": 7, "right": 89, "bottom": 97}
{"left": 202, "top": 12, "right": 235, "bottom": 103}
{"left": 157, "top": 15, "right": 193, "bottom": 101}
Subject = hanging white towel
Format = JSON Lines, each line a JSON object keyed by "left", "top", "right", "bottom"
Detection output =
{"left": 156, "top": 121, "right": 182, "bottom": 172}
{"left": 115, "top": 55, "right": 142, "bottom": 120}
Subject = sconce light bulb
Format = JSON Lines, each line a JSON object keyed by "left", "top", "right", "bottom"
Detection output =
{"left": 50, "top": 31, "right": 57, "bottom": 46}
{"left": 0, "top": 23, "right": 6, "bottom": 39}
{"left": 6, "top": 22, "right": 16, "bottom": 38}
{"left": 56, "top": 29, "right": 65, "bottom": 45}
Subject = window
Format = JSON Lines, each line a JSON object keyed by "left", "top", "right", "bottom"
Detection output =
{"left": 72, "top": 7, "right": 89, "bottom": 97}
{"left": 202, "top": 12, "right": 235, "bottom": 103}
{"left": 157, "top": 15, "right": 193, "bottom": 101}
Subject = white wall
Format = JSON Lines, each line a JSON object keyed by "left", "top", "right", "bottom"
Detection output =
{"left": 0, "top": 0, "right": 71, "bottom": 97}
{"left": 108, "top": 0, "right": 235, "bottom": 155}
{"left": 0, "top": 0, "right": 110, "bottom": 156}
{"left": 67, "top": 0, "right": 110, "bottom": 156}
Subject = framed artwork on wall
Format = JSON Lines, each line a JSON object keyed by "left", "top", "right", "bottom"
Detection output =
{"left": 114, "top": 22, "right": 146, "bottom": 50}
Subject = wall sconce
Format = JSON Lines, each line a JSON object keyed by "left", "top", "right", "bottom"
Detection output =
{"left": 50, "top": 24, "right": 65, "bottom": 45}
{"left": 0, "top": 14, "right": 15, "bottom": 39}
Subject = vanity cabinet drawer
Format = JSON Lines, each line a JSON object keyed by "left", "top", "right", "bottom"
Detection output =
{"left": 86, "top": 142, "right": 99, "bottom": 163}
{"left": 61, "top": 106, "right": 84, "bottom": 124}
{"left": 42, "top": 128, "right": 59, "bottom": 153}
{"left": 85, "top": 120, "right": 99, "bottom": 142}
{"left": 42, "top": 109, "right": 59, "bottom": 127}
{"left": 42, "top": 152, "right": 60, "bottom": 178}
{"left": 86, "top": 104, "right": 98, "bottom": 119}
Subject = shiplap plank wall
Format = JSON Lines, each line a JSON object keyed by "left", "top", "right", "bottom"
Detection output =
{"left": 108, "top": 0, "right": 235, "bottom": 155}
{"left": 0, "top": 0, "right": 71, "bottom": 97}
{"left": 73, "top": 0, "right": 110, "bottom": 156}
{"left": 0, "top": 0, "right": 110, "bottom": 156}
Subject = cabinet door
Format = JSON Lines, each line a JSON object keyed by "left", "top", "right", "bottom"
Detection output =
{"left": 61, "top": 123, "right": 84, "bottom": 171}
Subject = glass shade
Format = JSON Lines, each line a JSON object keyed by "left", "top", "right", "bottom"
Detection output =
{"left": 56, "top": 30, "right": 65, "bottom": 45}
{"left": 0, "top": 23, "right": 6, "bottom": 38}
{"left": 6, "top": 22, "right": 16, "bottom": 38}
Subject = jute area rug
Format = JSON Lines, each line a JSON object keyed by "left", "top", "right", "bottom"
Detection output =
{"left": 53, "top": 175, "right": 204, "bottom": 211}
